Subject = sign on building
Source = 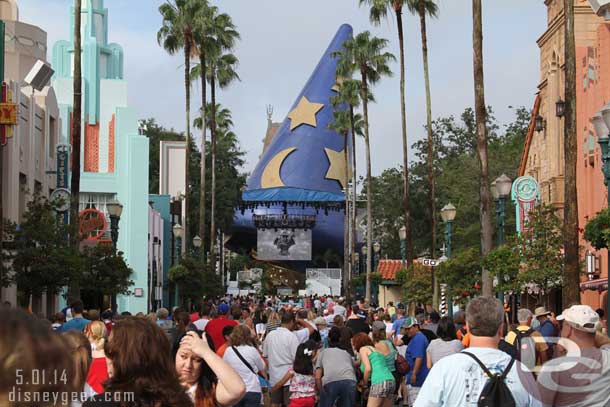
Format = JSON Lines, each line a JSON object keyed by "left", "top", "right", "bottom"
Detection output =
{"left": 511, "top": 176, "right": 540, "bottom": 234}
{"left": 257, "top": 228, "right": 312, "bottom": 261}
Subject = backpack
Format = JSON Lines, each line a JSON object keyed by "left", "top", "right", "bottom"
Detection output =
{"left": 512, "top": 328, "right": 536, "bottom": 367}
{"left": 462, "top": 351, "right": 516, "bottom": 407}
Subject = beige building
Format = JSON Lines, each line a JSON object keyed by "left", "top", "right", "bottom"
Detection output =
{"left": 521, "top": 0, "right": 609, "bottom": 312}
{"left": 0, "top": 0, "right": 62, "bottom": 311}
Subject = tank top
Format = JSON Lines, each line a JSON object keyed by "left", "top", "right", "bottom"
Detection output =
{"left": 360, "top": 346, "right": 395, "bottom": 385}
{"left": 382, "top": 340, "right": 396, "bottom": 372}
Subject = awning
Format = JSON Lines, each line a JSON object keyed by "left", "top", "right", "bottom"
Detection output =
{"left": 242, "top": 187, "right": 345, "bottom": 203}
{"left": 580, "top": 278, "right": 608, "bottom": 292}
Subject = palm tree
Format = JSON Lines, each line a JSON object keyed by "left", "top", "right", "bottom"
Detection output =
{"left": 360, "top": 0, "right": 413, "bottom": 265}
{"left": 191, "top": 6, "right": 239, "bottom": 254}
{"left": 206, "top": 51, "right": 240, "bottom": 270}
{"left": 194, "top": 103, "right": 234, "bottom": 134}
{"left": 472, "top": 0, "right": 493, "bottom": 296}
{"left": 334, "top": 31, "right": 395, "bottom": 301}
{"left": 329, "top": 109, "right": 352, "bottom": 296}
{"left": 158, "top": 0, "right": 204, "bottom": 249}
{"left": 69, "top": 0, "right": 82, "bottom": 297}
{"left": 331, "top": 79, "right": 367, "bottom": 292}
{"left": 407, "top": 0, "right": 439, "bottom": 306}
{"left": 563, "top": 0, "right": 579, "bottom": 305}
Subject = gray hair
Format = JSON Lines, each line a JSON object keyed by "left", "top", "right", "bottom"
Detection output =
{"left": 156, "top": 307, "right": 169, "bottom": 320}
{"left": 466, "top": 296, "right": 504, "bottom": 337}
{"left": 517, "top": 308, "right": 533, "bottom": 324}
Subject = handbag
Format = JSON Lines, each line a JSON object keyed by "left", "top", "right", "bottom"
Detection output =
{"left": 388, "top": 340, "right": 409, "bottom": 376}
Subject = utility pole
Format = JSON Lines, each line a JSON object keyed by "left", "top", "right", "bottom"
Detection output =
{"left": 69, "top": 0, "right": 82, "bottom": 298}
{"left": 0, "top": 20, "right": 5, "bottom": 291}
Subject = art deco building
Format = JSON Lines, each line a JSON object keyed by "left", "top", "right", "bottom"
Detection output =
{"left": 520, "top": 0, "right": 608, "bottom": 312}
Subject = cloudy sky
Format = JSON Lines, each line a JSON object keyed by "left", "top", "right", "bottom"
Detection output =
{"left": 18, "top": 0, "right": 546, "bottom": 176}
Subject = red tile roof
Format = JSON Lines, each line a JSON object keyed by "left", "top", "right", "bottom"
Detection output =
{"left": 377, "top": 259, "right": 405, "bottom": 281}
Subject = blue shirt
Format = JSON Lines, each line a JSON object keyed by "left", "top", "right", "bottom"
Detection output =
{"left": 405, "top": 332, "right": 430, "bottom": 387}
{"left": 536, "top": 319, "right": 557, "bottom": 341}
{"left": 391, "top": 317, "right": 405, "bottom": 337}
{"left": 58, "top": 317, "right": 90, "bottom": 333}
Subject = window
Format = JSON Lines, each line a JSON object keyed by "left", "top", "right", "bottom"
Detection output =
{"left": 79, "top": 192, "right": 118, "bottom": 240}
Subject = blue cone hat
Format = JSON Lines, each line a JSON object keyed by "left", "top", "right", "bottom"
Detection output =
{"left": 228, "top": 24, "right": 355, "bottom": 268}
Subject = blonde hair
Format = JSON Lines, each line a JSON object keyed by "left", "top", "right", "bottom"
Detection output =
{"left": 85, "top": 320, "right": 107, "bottom": 350}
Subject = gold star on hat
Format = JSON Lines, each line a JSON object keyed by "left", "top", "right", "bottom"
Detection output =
{"left": 324, "top": 147, "right": 348, "bottom": 189}
{"left": 287, "top": 96, "right": 324, "bottom": 131}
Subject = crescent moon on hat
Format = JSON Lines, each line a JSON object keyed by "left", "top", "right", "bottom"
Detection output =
{"left": 261, "top": 147, "right": 297, "bottom": 188}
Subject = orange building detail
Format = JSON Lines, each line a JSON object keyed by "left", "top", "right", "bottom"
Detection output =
{"left": 84, "top": 122, "right": 100, "bottom": 172}
{"left": 108, "top": 114, "right": 115, "bottom": 173}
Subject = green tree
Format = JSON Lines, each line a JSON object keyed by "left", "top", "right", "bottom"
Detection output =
{"left": 437, "top": 248, "right": 482, "bottom": 306}
{"left": 10, "top": 195, "right": 82, "bottom": 313}
{"left": 158, "top": 0, "right": 205, "bottom": 249}
{"left": 484, "top": 205, "right": 564, "bottom": 304}
{"left": 80, "top": 245, "right": 134, "bottom": 310}
{"left": 583, "top": 208, "right": 610, "bottom": 250}
{"left": 402, "top": 263, "right": 432, "bottom": 308}
{"left": 360, "top": 0, "right": 413, "bottom": 265}
{"left": 334, "top": 31, "right": 395, "bottom": 301}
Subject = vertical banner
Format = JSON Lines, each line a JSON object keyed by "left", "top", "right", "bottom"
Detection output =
{"left": 511, "top": 175, "right": 540, "bottom": 234}
{"left": 56, "top": 144, "right": 70, "bottom": 188}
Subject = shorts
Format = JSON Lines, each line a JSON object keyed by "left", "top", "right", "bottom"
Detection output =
{"left": 271, "top": 385, "right": 291, "bottom": 406}
{"left": 407, "top": 385, "right": 420, "bottom": 407}
{"left": 369, "top": 380, "right": 395, "bottom": 398}
{"left": 288, "top": 396, "right": 315, "bottom": 407}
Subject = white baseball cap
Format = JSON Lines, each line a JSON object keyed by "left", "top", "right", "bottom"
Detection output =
{"left": 556, "top": 305, "right": 600, "bottom": 333}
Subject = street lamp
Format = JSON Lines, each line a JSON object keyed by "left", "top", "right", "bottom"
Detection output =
{"left": 193, "top": 235, "right": 202, "bottom": 252}
{"left": 106, "top": 199, "right": 123, "bottom": 253}
{"left": 440, "top": 203, "right": 456, "bottom": 317}
{"left": 493, "top": 174, "right": 512, "bottom": 302}
{"left": 534, "top": 115, "right": 546, "bottom": 132}
{"left": 172, "top": 224, "right": 183, "bottom": 307}
{"left": 399, "top": 226, "right": 407, "bottom": 268}
{"left": 372, "top": 242, "right": 381, "bottom": 305}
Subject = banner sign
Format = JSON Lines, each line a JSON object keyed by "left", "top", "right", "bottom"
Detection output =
{"left": 0, "top": 81, "right": 15, "bottom": 146}
{"left": 257, "top": 228, "right": 312, "bottom": 261}
{"left": 56, "top": 144, "right": 70, "bottom": 188}
{"left": 511, "top": 175, "right": 540, "bottom": 234}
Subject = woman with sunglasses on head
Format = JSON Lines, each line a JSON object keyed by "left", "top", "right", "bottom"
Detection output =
{"left": 175, "top": 330, "right": 246, "bottom": 406}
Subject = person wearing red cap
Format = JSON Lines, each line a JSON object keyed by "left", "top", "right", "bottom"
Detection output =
{"left": 205, "top": 303, "right": 238, "bottom": 350}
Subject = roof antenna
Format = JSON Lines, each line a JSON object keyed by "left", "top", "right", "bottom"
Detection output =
{"left": 266, "top": 104, "right": 273, "bottom": 125}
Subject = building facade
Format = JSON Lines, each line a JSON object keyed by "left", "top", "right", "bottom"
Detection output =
{"left": 52, "top": 0, "right": 149, "bottom": 313}
{"left": 521, "top": 0, "right": 608, "bottom": 313}
{"left": 0, "top": 0, "right": 62, "bottom": 313}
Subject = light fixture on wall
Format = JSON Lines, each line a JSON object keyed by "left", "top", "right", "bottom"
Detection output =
{"left": 555, "top": 99, "right": 565, "bottom": 118}
{"left": 534, "top": 115, "right": 546, "bottom": 132}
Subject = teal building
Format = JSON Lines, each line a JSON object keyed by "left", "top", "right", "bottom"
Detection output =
{"left": 52, "top": 0, "right": 150, "bottom": 313}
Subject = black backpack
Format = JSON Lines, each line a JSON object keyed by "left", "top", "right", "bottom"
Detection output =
{"left": 462, "top": 351, "right": 516, "bottom": 407}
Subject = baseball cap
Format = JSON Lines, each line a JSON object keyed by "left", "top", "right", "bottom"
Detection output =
{"left": 556, "top": 304, "right": 600, "bottom": 333}
{"left": 218, "top": 303, "right": 230, "bottom": 314}
{"left": 402, "top": 316, "right": 419, "bottom": 328}
{"left": 356, "top": 309, "right": 367, "bottom": 318}
{"left": 372, "top": 320, "right": 386, "bottom": 332}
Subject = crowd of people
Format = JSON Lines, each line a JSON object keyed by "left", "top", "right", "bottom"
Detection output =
{"left": 0, "top": 294, "right": 609, "bottom": 406}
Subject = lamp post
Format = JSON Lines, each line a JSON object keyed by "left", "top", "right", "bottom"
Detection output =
{"left": 362, "top": 245, "right": 368, "bottom": 300}
{"left": 593, "top": 107, "right": 610, "bottom": 336}
{"left": 399, "top": 226, "right": 407, "bottom": 268}
{"left": 172, "top": 223, "right": 183, "bottom": 307}
{"left": 193, "top": 235, "right": 202, "bottom": 257}
{"left": 373, "top": 242, "right": 381, "bottom": 305}
{"left": 492, "top": 174, "right": 512, "bottom": 303}
{"left": 106, "top": 199, "right": 123, "bottom": 253}
{"left": 440, "top": 203, "right": 456, "bottom": 317}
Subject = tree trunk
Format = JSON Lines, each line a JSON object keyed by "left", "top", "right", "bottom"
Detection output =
{"left": 361, "top": 70, "right": 373, "bottom": 302}
{"left": 472, "top": 0, "right": 493, "bottom": 297}
{"left": 395, "top": 8, "right": 413, "bottom": 265}
{"left": 183, "top": 39, "right": 191, "bottom": 251}
{"left": 563, "top": 0, "right": 580, "bottom": 306}
{"left": 199, "top": 52, "right": 207, "bottom": 259}
{"left": 349, "top": 105, "right": 357, "bottom": 285}
{"left": 343, "top": 129, "right": 350, "bottom": 298}
{"left": 209, "top": 74, "right": 217, "bottom": 272}
{"left": 69, "top": 0, "right": 82, "bottom": 298}
{"left": 419, "top": 4, "right": 438, "bottom": 308}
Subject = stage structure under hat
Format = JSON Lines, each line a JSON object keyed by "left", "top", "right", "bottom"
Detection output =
{"left": 227, "top": 24, "right": 359, "bottom": 270}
